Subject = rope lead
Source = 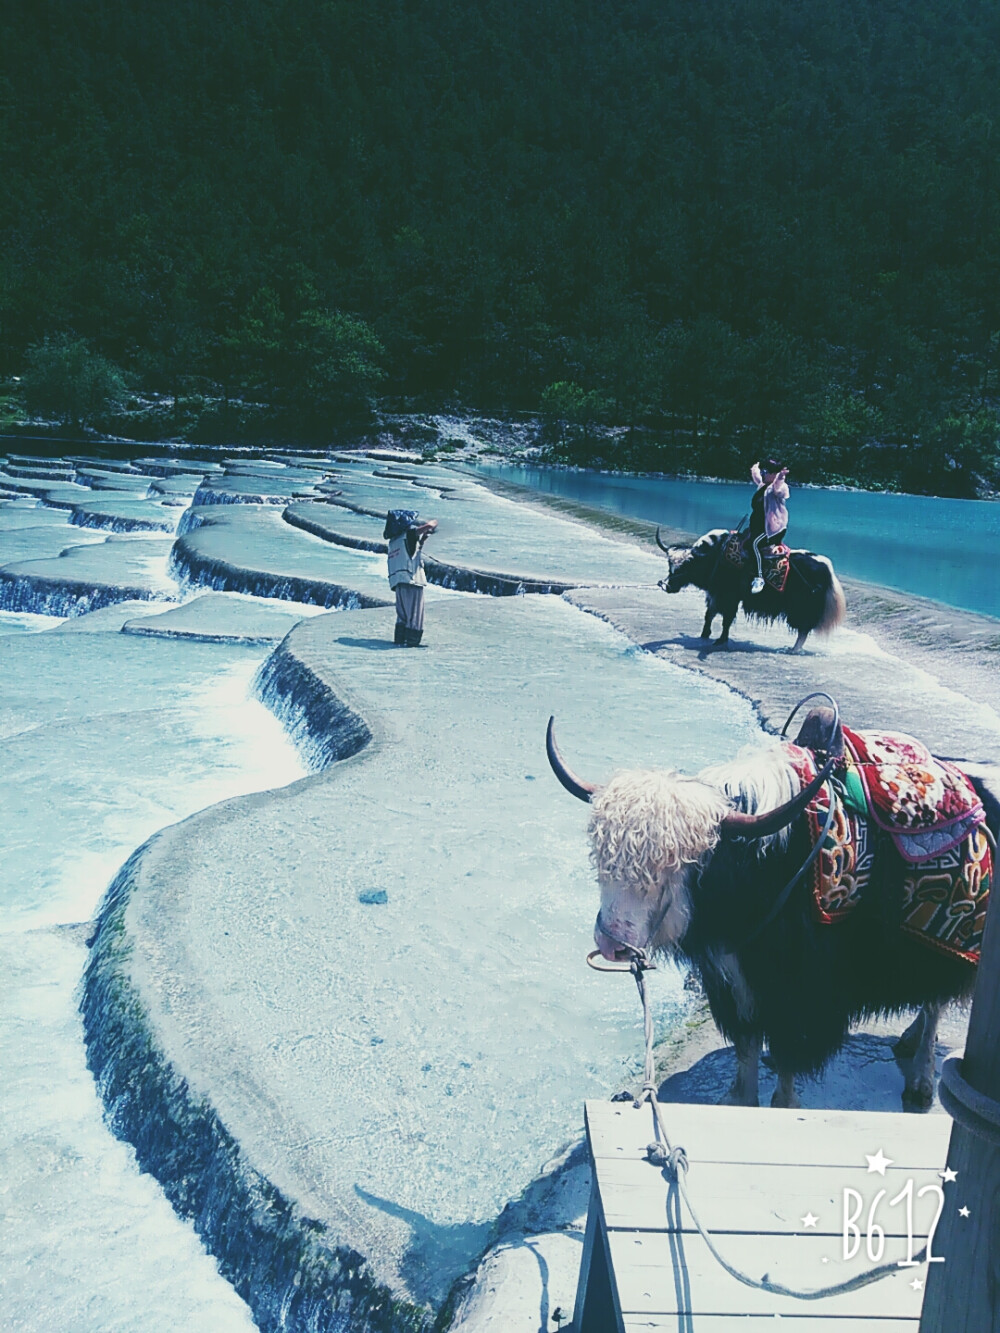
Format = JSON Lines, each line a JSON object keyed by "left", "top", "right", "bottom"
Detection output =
{"left": 626, "top": 959, "right": 925, "bottom": 1300}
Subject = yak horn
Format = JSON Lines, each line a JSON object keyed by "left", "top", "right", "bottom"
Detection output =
{"left": 655, "top": 526, "right": 671, "bottom": 554}
{"left": 721, "top": 756, "right": 836, "bottom": 839}
{"left": 546, "top": 717, "right": 599, "bottom": 802}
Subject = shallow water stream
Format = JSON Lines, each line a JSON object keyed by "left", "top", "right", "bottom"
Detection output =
{"left": 0, "top": 509, "right": 305, "bottom": 1330}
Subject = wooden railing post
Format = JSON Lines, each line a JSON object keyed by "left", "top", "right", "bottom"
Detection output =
{"left": 919, "top": 870, "right": 1000, "bottom": 1333}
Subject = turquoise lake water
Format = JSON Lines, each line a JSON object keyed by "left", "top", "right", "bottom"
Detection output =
{"left": 473, "top": 464, "right": 1000, "bottom": 620}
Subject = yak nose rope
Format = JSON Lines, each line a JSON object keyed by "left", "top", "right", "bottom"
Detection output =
{"left": 599, "top": 954, "right": 930, "bottom": 1301}
{"left": 586, "top": 948, "right": 651, "bottom": 973}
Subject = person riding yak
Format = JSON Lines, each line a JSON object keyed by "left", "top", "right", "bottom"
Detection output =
{"left": 746, "top": 458, "right": 790, "bottom": 594}
{"left": 656, "top": 453, "right": 843, "bottom": 653}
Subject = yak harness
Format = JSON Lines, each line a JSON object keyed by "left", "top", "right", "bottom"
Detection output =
{"left": 723, "top": 529, "right": 790, "bottom": 593}
{"left": 785, "top": 727, "right": 991, "bottom": 965}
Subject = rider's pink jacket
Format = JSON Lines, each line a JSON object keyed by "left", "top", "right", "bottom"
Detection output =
{"left": 750, "top": 464, "right": 790, "bottom": 537}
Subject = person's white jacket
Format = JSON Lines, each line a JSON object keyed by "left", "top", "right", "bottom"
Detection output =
{"left": 387, "top": 532, "right": 427, "bottom": 588}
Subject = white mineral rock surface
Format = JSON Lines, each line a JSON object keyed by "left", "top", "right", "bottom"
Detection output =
{"left": 108, "top": 595, "right": 754, "bottom": 1312}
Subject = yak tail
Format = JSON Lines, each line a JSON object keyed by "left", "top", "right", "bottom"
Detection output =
{"left": 815, "top": 560, "right": 846, "bottom": 635}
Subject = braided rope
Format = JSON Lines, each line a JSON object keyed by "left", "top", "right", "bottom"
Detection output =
{"left": 627, "top": 959, "right": 926, "bottom": 1300}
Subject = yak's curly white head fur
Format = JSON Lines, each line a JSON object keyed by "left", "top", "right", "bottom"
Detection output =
{"left": 587, "top": 745, "right": 801, "bottom": 955}
{"left": 589, "top": 769, "right": 730, "bottom": 888}
{"left": 588, "top": 769, "right": 731, "bottom": 953}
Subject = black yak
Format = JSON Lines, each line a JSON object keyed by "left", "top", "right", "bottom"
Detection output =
{"left": 546, "top": 711, "right": 996, "bottom": 1110}
{"left": 657, "top": 527, "right": 846, "bottom": 652}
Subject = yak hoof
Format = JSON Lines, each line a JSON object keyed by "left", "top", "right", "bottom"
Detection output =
{"left": 902, "top": 1079, "right": 935, "bottom": 1113}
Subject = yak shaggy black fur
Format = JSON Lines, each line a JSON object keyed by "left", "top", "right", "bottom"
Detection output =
{"left": 683, "top": 777, "right": 997, "bottom": 1081}
{"left": 662, "top": 529, "right": 845, "bottom": 650}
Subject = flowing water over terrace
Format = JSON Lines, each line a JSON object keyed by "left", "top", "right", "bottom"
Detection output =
{"left": 0, "top": 492, "right": 307, "bottom": 1329}
{"left": 0, "top": 637, "right": 306, "bottom": 1328}
{"left": 473, "top": 463, "right": 1000, "bottom": 619}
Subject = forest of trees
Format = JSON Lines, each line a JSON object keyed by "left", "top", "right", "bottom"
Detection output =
{"left": 3, "top": 0, "right": 1000, "bottom": 493}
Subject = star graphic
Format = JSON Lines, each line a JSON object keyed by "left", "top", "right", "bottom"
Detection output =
{"left": 959, "top": 1206, "right": 971, "bottom": 1218}
{"left": 940, "top": 1167, "right": 958, "bottom": 1183}
{"left": 801, "top": 1212, "right": 819, "bottom": 1229}
{"left": 910, "top": 1277, "right": 924, "bottom": 1291}
{"left": 865, "top": 1149, "right": 893, "bottom": 1175}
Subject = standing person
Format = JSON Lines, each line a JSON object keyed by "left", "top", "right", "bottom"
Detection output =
{"left": 747, "top": 458, "right": 789, "bottom": 593}
{"left": 384, "top": 508, "right": 437, "bottom": 646}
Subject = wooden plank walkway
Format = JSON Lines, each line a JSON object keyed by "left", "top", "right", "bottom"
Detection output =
{"left": 575, "top": 1099, "right": 953, "bottom": 1331}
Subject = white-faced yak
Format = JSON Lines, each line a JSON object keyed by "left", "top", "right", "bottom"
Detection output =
{"left": 546, "top": 709, "right": 996, "bottom": 1110}
{"left": 657, "top": 527, "right": 846, "bottom": 652}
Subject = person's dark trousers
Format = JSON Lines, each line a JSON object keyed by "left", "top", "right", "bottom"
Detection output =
{"left": 393, "top": 583, "right": 425, "bottom": 645}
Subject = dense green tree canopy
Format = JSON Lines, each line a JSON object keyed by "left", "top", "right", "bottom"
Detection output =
{"left": 22, "top": 335, "right": 130, "bottom": 425}
{"left": 3, "top": 0, "right": 1000, "bottom": 486}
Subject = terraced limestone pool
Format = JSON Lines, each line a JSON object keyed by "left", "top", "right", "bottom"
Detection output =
{"left": 0, "top": 613, "right": 307, "bottom": 1330}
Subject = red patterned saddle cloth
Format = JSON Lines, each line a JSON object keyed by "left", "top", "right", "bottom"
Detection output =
{"left": 723, "top": 531, "right": 791, "bottom": 592}
{"left": 785, "top": 729, "right": 991, "bottom": 964}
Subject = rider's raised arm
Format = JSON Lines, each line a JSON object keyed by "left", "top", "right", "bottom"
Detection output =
{"left": 750, "top": 461, "right": 764, "bottom": 486}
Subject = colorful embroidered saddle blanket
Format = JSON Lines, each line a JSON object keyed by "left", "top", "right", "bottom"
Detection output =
{"left": 785, "top": 731, "right": 991, "bottom": 965}
{"left": 723, "top": 530, "right": 790, "bottom": 592}
{"left": 843, "top": 726, "right": 985, "bottom": 859}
